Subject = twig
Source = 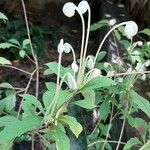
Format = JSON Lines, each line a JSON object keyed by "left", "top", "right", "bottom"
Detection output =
{"left": 0, "top": 65, "right": 31, "bottom": 75}
{"left": 17, "top": 69, "right": 36, "bottom": 118}
{"left": 88, "top": 140, "right": 126, "bottom": 147}
{"left": 20, "top": 0, "right": 39, "bottom": 99}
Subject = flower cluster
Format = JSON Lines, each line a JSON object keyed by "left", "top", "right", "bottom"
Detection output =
{"left": 55, "top": 1, "right": 139, "bottom": 91}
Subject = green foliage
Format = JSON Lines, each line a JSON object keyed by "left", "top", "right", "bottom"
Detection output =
{"left": 139, "top": 28, "right": 150, "bottom": 36}
{"left": 90, "top": 20, "right": 108, "bottom": 31}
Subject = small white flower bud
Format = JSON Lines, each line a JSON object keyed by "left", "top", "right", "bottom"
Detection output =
{"left": 67, "top": 73, "right": 77, "bottom": 90}
{"left": 78, "top": 1, "right": 89, "bottom": 14}
{"left": 124, "top": 21, "right": 138, "bottom": 39}
{"left": 63, "top": 2, "right": 76, "bottom": 18}
{"left": 64, "top": 43, "right": 71, "bottom": 53}
{"left": 57, "top": 39, "right": 64, "bottom": 53}
{"left": 71, "top": 61, "right": 78, "bottom": 73}
{"left": 87, "top": 55, "right": 94, "bottom": 69}
{"left": 103, "top": 62, "right": 110, "bottom": 68}
{"left": 127, "top": 67, "right": 132, "bottom": 73}
{"left": 137, "top": 41, "right": 143, "bottom": 46}
{"left": 108, "top": 19, "right": 116, "bottom": 26}
{"left": 141, "top": 74, "right": 146, "bottom": 81}
{"left": 90, "top": 68, "right": 101, "bottom": 78}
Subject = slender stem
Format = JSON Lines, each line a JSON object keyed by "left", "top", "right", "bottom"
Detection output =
{"left": 82, "top": 6, "right": 91, "bottom": 64}
{"left": 20, "top": 0, "right": 39, "bottom": 99}
{"left": 93, "top": 22, "right": 130, "bottom": 65}
{"left": 0, "top": 65, "right": 31, "bottom": 75}
{"left": 101, "top": 105, "right": 114, "bottom": 150}
{"left": 139, "top": 140, "right": 150, "bottom": 150}
{"left": 88, "top": 140, "right": 126, "bottom": 147}
{"left": 17, "top": 69, "right": 37, "bottom": 118}
{"left": 116, "top": 102, "right": 129, "bottom": 150}
{"left": 31, "top": 133, "right": 35, "bottom": 150}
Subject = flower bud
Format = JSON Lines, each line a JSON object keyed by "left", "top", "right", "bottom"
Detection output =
{"left": 108, "top": 19, "right": 116, "bottom": 26}
{"left": 57, "top": 39, "right": 64, "bottom": 53}
{"left": 63, "top": 2, "right": 76, "bottom": 18}
{"left": 64, "top": 43, "right": 71, "bottom": 53}
{"left": 90, "top": 68, "right": 101, "bottom": 78}
{"left": 71, "top": 61, "right": 78, "bottom": 73}
{"left": 67, "top": 73, "right": 77, "bottom": 90}
{"left": 141, "top": 74, "right": 146, "bottom": 81}
{"left": 124, "top": 21, "right": 138, "bottom": 39}
{"left": 78, "top": 1, "right": 89, "bottom": 14}
{"left": 107, "top": 71, "right": 115, "bottom": 77}
{"left": 137, "top": 41, "right": 143, "bottom": 46}
{"left": 87, "top": 55, "right": 94, "bottom": 69}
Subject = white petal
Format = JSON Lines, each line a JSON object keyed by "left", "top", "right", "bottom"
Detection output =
{"left": 67, "top": 73, "right": 77, "bottom": 90}
{"left": 63, "top": 2, "right": 76, "bottom": 18}
{"left": 71, "top": 62, "right": 78, "bottom": 73}
{"left": 63, "top": 43, "right": 71, "bottom": 53}
{"left": 141, "top": 74, "right": 146, "bottom": 81}
{"left": 124, "top": 21, "right": 138, "bottom": 39}
{"left": 87, "top": 55, "right": 94, "bottom": 69}
{"left": 108, "top": 19, "right": 116, "bottom": 26}
{"left": 90, "top": 68, "right": 101, "bottom": 78}
{"left": 57, "top": 39, "right": 64, "bottom": 53}
{"left": 78, "top": 1, "right": 89, "bottom": 14}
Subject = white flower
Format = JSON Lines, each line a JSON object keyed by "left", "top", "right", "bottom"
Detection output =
{"left": 126, "top": 67, "right": 132, "bottom": 73}
{"left": 63, "top": 43, "right": 71, "bottom": 53}
{"left": 108, "top": 19, "right": 116, "bottom": 26}
{"left": 67, "top": 73, "right": 77, "bottom": 90}
{"left": 90, "top": 68, "right": 101, "bottom": 78}
{"left": 87, "top": 55, "right": 94, "bottom": 69}
{"left": 124, "top": 21, "right": 138, "bottom": 39}
{"left": 78, "top": 1, "right": 89, "bottom": 14}
{"left": 57, "top": 39, "right": 64, "bottom": 53}
{"left": 71, "top": 61, "right": 78, "bottom": 73}
{"left": 137, "top": 41, "right": 143, "bottom": 46}
{"left": 141, "top": 74, "right": 146, "bottom": 81}
{"left": 63, "top": 2, "right": 76, "bottom": 18}
{"left": 144, "top": 60, "right": 150, "bottom": 67}
{"left": 135, "top": 63, "right": 145, "bottom": 71}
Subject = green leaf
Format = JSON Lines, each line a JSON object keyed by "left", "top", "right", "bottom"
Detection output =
{"left": 19, "top": 50, "right": 26, "bottom": 58}
{"left": 0, "top": 115, "right": 42, "bottom": 144}
{"left": 45, "top": 82, "right": 57, "bottom": 91}
{"left": 48, "top": 125, "right": 70, "bottom": 150}
{"left": 97, "top": 51, "right": 107, "bottom": 62}
{"left": 139, "top": 28, "right": 150, "bottom": 36}
{"left": 0, "top": 82, "right": 14, "bottom": 89}
{"left": 123, "top": 137, "right": 141, "bottom": 150}
{"left": 8, "top": 39, "right": 20, "bottom": 46}
{"left": 0, "top": 93, "right": 16, "bottom": 112}
{"left": 82, "top": 76, "right": 115, "bottom": 90}
{"left": 120, "top": 40, "right": 130, "bottom": 49}
{"left": 45, "top": 62, "right": 73, "bottom": 79}
{"left": 130, "top": 91, "right": 150, "bottom": 118}
{"left": 58, "top": 115, "right": 83, "bottom": 138}
{"left": 73, "top": 99, "right": 96, "bottom": 109}
{"left": 20, "top": 94, "right": 45, "bottom": 114}
{"left": 22, "top": 39, "right": 30, "bottom": 48}
{"left": 0, "top": 12, "right": 8, "bottom": 22}
{"left": 57, "top": 90, "right": 73, "bottom": 108}
{"left": 114, "top": 29, "right": 121, "bottom": 41}
{"left": 99, "top": 100, "right": 110, "bottom": 121}
{"left": 0, "top": 43, "right": 16, "bottom": 49}
{"left": 0, "top": 57, "right": 11, "bottom": 65}
{"left": 90, "top": 20, "right": 108, "bottom": 31}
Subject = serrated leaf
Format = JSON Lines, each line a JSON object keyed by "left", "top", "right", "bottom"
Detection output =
{"left": 90, "top": 20, "right": 108, "bottom": 31}
{"left": 0, "top": 115, "right": 42, "bottom": 144}
{"left": 48, "top": 125, "right": 70, "bottom": 150}
{"left": 58, "top": 115, "right": 83, "bottom": 138}
{"left": 0, "top": 43, "right": 16, "bottom": 49}
{"left": 130, "top": 91, "right": 150, "bottom": 118}
{"left": 20, "top": 94, "right": 45, "bottom": 115}
{"left": 82, "top": 76, "right": 115, "bottom": 91}
{"left": 139, "top": 28, "right": 150, "bottom": 36}
{"left": 99, "top": 100, "right": 110, "bottom": 121}
{"left": 0, "top": 57, "right": 11, "bottom": 65}
{"left": 73, "top": 99, "right": 96, "bottom": 109}
{"left": 0, "top": 12, "right": 8, "bottom": 22}
{"left": 123, "top": 137, "right": 141, "bottom": 150}
{"left": 45, "top": 62, "right": 73, "bottom": 79}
